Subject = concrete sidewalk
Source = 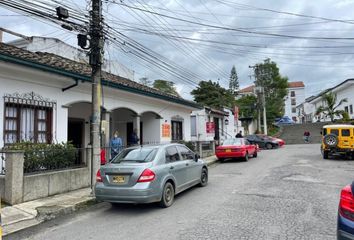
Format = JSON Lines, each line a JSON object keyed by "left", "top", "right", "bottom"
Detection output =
{"left": 1, "top": 155, "right": 218, "bottom": 237}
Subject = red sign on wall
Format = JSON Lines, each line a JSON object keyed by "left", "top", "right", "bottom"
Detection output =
{"left": 206, "top": 122, "right": 215, "bottom": 133}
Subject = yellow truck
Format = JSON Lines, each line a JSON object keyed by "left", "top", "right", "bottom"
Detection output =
{"left": 321, "top": 124, "right": 354, "bottom": 159}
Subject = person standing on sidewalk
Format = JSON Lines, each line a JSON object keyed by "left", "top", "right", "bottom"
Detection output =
{"left": 110, "top": 131, "right": 123, "bottom": 159}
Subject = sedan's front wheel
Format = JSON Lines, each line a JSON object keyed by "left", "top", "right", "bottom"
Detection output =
{"left": 199, "top": 168, "right": 208, "bottom": 187}
{"left": 159, "top": 182, "right": 175, "bottom": 208}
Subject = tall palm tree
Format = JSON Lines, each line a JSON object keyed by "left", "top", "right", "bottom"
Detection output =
{"left": 316, "top": 92, "right": 347, "bottom": 122}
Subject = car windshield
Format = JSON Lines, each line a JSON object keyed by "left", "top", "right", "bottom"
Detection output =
{"left": 111, "top": 147, "right": 158, "bottom": 163}
{"left": 222, "top": 138, "right": 242, "bottom": 146}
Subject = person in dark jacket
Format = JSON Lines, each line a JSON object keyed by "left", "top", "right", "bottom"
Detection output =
{"left": 236, "top": 130, "right": 243, "bottom": 138}
{"left": 129, "top": 128, "right": 140, "bottom": 146}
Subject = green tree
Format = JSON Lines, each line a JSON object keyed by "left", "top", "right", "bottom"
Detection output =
{"left": 316, "top": 92, "right": 347, "bottom": 122}
{"left": 254, "top": 58, "right": 288, "bottom": 123}
{"left": 191, "top": 80, "right": 235, "bottom": 109}
{"left": 153, "top": 79, "right": 179, "bottom": 96}
{"left": 229, "top": 65, "right": 239, "bottom": 95}
{"left": 235, "top": 95, "right": 257, "bottom": 118}
{"left": 139, "top": 77, "right": 151, "bottom": 86}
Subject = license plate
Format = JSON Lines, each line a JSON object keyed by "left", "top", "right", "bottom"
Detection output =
{"left": 112, "top": 176, "right": 125, "bottom": 183}
{"left": 225, "top": 149, "right": 231, "bottom": 152}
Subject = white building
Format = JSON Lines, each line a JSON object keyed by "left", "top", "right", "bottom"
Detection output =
{"left": 8, "top": 36, "right": 135, "bottom": 80}
{"left": 0, "top": 42, "right": 200, "bottom": 149}
{"left": 190, "top": 107, "right": 243, "bottom": 157}
{"left": 306, "top": 79, "right": 354, "bottom": 122}
{"left": 284, "top": 82, "right": 305, "bottom": 122}
{"left": 239, "top": 81, "right": 306, "bottom": 123}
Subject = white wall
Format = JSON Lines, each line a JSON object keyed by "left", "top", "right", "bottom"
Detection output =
{"left": 141, "top": 112, "right": 161, "bottom": 144}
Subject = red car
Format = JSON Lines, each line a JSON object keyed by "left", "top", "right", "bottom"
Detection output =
{"left": 258, "top": 134, "right": 285, "bottom": 147}
{"left": 216, "top": 138, "right": 257, "bottom": 162}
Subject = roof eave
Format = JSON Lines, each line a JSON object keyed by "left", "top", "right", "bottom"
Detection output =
{"left": 0, "top": 53, "right": 202, "bottom": 109}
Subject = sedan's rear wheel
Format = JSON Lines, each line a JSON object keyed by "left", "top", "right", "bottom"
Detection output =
{"left": 159, "top": 182, "right": 174, "bottom": 208}
{"left": 199, "top": 168, "right": 208, "bottom": 187}
{"left": 265, "top": 143, "right": 273, "bottom": 149}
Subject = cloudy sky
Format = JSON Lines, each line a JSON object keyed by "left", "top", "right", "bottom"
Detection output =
{"left": 1, "top": 0, "right": 354, "bottom": 99}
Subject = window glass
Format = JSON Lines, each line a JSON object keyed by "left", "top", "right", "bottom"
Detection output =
{"left": 350, "top": 105, "right": 353, "bottom": 114}
{"left": 345, "top": 106, "right": 349, "bottom": 113}
{"left": 342, "top": 129, "right": 350, "bottom": 137}
{"left": 323, "top": 128, "right": 327, "bottom": 135}
{"left": 331, "top": 129, "right": 339, "bottom": 136}
{"left": 190, "top": 116, "right": 197, "bottom": 136}
{"left": 222, "top": 138, "right": 242, "bottom": 146}
{"left": 177, "top": 146, "right": 195, "bottom": 160}
{"left": 165, "top": 146, "right": 181, "bottom": 162}
{"left": 290, "top": 91, "right": 295, "bottom": 97}
{"left": 112, "top": 147, "right": 158, "bottom": 163}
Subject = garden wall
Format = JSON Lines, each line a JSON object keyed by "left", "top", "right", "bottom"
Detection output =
{"left": 23, "top": 167, "right": 90, "bottom": 202}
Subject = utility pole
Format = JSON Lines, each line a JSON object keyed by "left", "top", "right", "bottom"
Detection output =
{"left": 249, "top": 65, "right": 268, "bottom": 135}
{"left": 89, "top": 0, "right": 103, "bottom": 190}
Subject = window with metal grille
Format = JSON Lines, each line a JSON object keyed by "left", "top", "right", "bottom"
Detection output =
{"left": 3, "top": 92, "right": 55, "bottom": 144}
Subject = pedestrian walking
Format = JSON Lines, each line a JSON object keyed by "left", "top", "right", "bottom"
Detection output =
{"left": 110, "top": 131, "right": 123, "bottom": 159}
{"left": 236, "top": 130, "right": 243, "bottom": 138}
{"left": 304, "top": 131, "right": 310, "bottom": 143}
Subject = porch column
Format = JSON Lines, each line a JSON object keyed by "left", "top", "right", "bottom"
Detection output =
{"left": 5, "top": 151, "right": 24, "bottom": 205}
{"left": 102, "top": 111, "right": 111, "bottom": 148}
{"left": 135, "top": 115, "right": 141, "bottom": 144}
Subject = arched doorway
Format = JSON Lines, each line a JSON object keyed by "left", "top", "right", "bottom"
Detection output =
{"left": 110, "top": 107, "right": 138, "bottom": 147}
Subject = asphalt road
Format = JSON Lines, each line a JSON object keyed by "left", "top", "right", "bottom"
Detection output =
{"left": 6, "top": 144, "right": 354, "bottom": 240}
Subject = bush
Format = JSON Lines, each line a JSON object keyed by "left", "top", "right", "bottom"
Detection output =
{"left": 5, "top": 142, "right": 77, "bottom": 173}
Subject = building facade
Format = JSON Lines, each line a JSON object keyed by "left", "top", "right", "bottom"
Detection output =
{"left": 0, "top": 42, "right": 200, "bottom": 150}
{"left": 307, "top": 79, "right": 354, "bottom": 122}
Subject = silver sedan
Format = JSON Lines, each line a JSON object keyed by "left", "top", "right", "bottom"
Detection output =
{"left": 95, "top": 143, "right": 208, "bottom": 207}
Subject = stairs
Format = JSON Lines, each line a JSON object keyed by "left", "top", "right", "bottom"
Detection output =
{"left": 279, "top": 122, "right": 328, "bottom": 144}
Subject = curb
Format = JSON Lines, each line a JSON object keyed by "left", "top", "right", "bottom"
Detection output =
{"left": 3, "top": 198, "right": 97, "bottom": 237}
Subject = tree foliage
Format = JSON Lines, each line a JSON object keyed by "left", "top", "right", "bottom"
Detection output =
{"left": 139, "top": 77, "right": 151, "bottom": 86}
{"left": 254, "top": 58, "right": 288, "bottom": 123}
{"left": 229, "top": 65, "right": 239, "bottom": 95}
{"left": 153, "top": 79, "right": 179, "bottom": 96}
{"left": 191, "top": 80, "right": 235, "bottom": 109}
{"left": 316, "top": 92, "right": 347, "bottom": 122}
{"left": 235, "top": 95, "right": 257, "bottom": 118}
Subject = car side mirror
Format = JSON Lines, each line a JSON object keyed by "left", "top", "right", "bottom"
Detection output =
{"left": 195, "top": 153, "right": 200, "bottom": 161}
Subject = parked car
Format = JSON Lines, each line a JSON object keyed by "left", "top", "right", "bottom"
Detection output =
{"left": 245, "top": 134, "right": 279, "bottom": 149}
{"left": 274, "top": 116, "right": 294, "bottom": 126}
{"left": 258, "top": 134, "right": 285, "bottom": 147}
{"left": 95, "top": 143, "right": 208, "bottom": 208}
{"left": 216, "top": 138, "right": 257, "bottom": 162}
{"left": 337, "top": 181, "right": 354, "bottom": 240}
{"left": 321, "top": 124, "right": 354, "bottom": 160}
